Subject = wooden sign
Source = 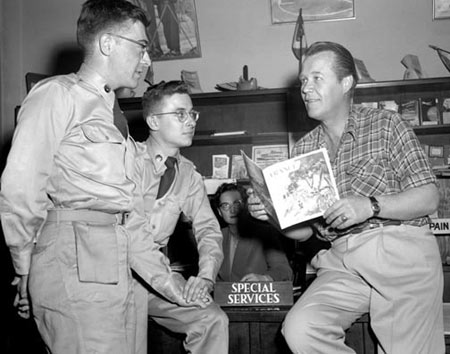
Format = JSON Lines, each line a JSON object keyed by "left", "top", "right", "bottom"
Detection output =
{"left": 213, "top": 281, "right": 293, "bottom": 307}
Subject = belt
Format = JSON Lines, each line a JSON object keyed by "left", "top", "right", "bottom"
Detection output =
{"left": 337, "top": 219, "right": 402, "bottom": 238}
{"left": 46, "top": 209, "right": 130, "bottom": 225}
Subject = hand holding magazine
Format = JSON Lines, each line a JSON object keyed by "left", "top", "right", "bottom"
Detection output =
{"left": 241, "top": 148, "right": 340, "bottom": 229}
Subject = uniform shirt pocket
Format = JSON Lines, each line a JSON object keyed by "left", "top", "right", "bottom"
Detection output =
{"left": 149, "top": 200, "right": 182, "bottom": 241}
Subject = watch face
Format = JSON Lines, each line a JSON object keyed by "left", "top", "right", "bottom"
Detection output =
{"left": 370, "top": 197, "right": 380, "bottom": 215}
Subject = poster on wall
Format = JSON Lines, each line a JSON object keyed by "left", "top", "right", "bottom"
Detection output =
{"left": 270, "top": 0, "right": 355, "bottom": 24}
{"left": 129, "top": 0, "right": 201, "bottom": 61}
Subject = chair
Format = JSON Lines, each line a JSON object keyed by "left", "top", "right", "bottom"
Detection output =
{"left": 25, "top": 72, "right": 49, "bottom": 93}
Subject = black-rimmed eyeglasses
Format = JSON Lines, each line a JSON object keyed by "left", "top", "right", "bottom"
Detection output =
{"left": 219, "top": 200, "right": 243, "bottom": 211}
{"left": 108, "top": 33, "right": 149, "bottom": 57}
{"left": 153, "top": 110, "right": 200, "bottom": 123}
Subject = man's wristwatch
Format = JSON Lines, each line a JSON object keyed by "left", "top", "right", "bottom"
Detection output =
{"left": 369, "top": 196, "right": 380, "bottom": 217}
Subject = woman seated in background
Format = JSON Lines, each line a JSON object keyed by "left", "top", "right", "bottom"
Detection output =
{"left": 212, "top": 182, "right": 293, "bottom": 282}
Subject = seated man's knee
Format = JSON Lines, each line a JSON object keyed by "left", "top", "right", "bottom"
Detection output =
{"left": 282, "top": 307, "right": 316, "bottom": 352}
{"left": 206, "top": 305, "right": 228, "bottom": 330}
{"left": 189, "top": 304, "right": 228, "bottom": 333}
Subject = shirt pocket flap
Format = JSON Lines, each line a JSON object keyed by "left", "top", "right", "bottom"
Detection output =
{"left": 81, "top": 124, "right": 123, "bottom": 144}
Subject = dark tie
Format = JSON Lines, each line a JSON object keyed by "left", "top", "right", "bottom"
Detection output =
{"left": 113, "top": 98, "right": 129, "bottom": 138}
{"left": 156, "top": 157, "right": 177, "bottom": 199}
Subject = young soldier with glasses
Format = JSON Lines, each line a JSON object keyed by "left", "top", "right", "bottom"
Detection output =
{"left": 126, "top": 80, "right": 229, "bottom": 354}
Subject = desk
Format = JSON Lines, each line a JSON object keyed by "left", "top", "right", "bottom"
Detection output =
{"left": 148, "top": 307, "right": 377, "bottom": 354}
{"left": 225, "top": 307, "right": 290, "bottom": 354}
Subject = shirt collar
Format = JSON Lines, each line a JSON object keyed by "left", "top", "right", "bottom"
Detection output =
{"left": 77, "top": 63, "right": 115, "bottom": 108}
{"left": 145, "top": 136, "right": 180, "bottom": 172}
{"left": 346, "top": 106, "right": 359, "bottom": 140}
{"left": 315, "top": 114, "right": 357, "bottom": 150}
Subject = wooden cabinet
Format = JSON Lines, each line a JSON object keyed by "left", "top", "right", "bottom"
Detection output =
{"left": 147, "top": 308, "right": 376, "bottom": 354}
{"left": 120, "top": 77, "right": 450, "bottom": 177}
{"left": 120, "top": 87, "right": 315, "bottom": 177}
{"left": 352, "top": 77, "right": 450, "bottom": 149}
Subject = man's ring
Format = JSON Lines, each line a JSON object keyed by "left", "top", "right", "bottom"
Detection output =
{"left": 341, "top": 215, "right": 348, "bottom": 222}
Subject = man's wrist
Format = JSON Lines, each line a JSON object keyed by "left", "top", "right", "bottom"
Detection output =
{"left": 369, "top": 196, "right": 381, "bottom": 217}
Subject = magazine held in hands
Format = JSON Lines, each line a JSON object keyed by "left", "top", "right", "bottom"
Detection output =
{"left": 241, "top": 148, "right": 340, "bottom": 229}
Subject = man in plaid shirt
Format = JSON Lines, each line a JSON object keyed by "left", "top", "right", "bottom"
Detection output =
{"left": 248, "top": 41, "right": 444, "bottom": 354}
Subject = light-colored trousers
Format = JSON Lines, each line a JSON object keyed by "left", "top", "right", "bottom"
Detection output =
{"left": 29, "top": 221, "right": 136, "bottom": 354}
{"left": 134, "top": 280, "right": 229, "bottom": 354}
{"left": 282, "top": 225, "right": 445, "bottom": 354}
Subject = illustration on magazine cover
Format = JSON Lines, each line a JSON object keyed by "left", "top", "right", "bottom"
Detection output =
{"left": 242, "top": 148, "right": 339, "bottom": 229}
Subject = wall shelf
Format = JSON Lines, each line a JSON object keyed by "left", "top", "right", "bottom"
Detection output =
{"left": 120, "top": 77, "right": 450, "bottom": 177}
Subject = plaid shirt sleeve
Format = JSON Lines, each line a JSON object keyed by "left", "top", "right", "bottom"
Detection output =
{"left": 388, "top": 113, "right": 437, "bottom": 189}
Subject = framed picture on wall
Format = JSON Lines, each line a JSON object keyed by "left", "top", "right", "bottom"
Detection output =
{"left": 270, "top": 0, "right": 355, "bottom": 24}
{"left": 433, "top": 0, "right": 450, "bottom": 20}
{"left": 130, "top": 0, "right": 201, "bottom": 61}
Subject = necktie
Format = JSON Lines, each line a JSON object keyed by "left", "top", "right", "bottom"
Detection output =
{"left": 156, "top": 156, "right": 177, "bottom": 199}
{"left": 113, "top": 98, "right": 129, "bottom": 138}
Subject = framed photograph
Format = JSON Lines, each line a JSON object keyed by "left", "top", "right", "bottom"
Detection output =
{"left": 212, "top": 154, "right": 229, "bottom": 179}
{"left": 433, "top": 0, "right": 450, "bottom": 20}
{"left": 270, "top": 0, "right": 355, "bottom": 24}
{"left": 252, "top": 144, "right": 289, "bottom": 170}
{"left": 230, "top": 155, "right": 248, "bottom": 179}
{"left": 132, "top": 0, "right": 201, "bottom": 61}
{"left": 430, "top": 145, "right": 444, "bottom": 158}
{"left": 420, "top": 97, "right": 440, "bottom": 125}
{"left": 400, "top": 99, "right": 421, "bottom": 127}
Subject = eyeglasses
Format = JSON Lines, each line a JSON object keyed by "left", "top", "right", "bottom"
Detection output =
{"left": 153, "top": 110, "right": 200, "bottom": 123}
{"left": 108, "top": 33, "right": 149, "bottom": 57}
{"left": 219, "top": 200, "right": 243, "bottom": 211}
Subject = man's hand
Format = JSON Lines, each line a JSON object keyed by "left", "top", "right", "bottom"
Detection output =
{"left": 246, "top": 188, "right": 269, "bottom": 221}
{"left": 177, "top": 293, "right": 212, "bottom": 309}
{"left": 323, "top": 196, "right": 373, "bottom": 229}
{"left": 12, "top": 275, "right": 30, "bottom": 319}
{"left": 182, "top": 276, "right": 213, "bottom": 304}
{"left": 240, "top": 273, "right": 273, "bottom": 282}
{"left": 169, "top": 272, "right": 211, "bottom": 308}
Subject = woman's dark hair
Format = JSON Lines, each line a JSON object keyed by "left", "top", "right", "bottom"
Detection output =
{"left": 303, "top": 41, "right": 358, "bottom": 92}
{"left": 212, "top": 183, "right": 248, "bottom": 211}
{"left": 142, "top": 81, "right": 189, "bottom": 118}
{"left": 77, "top": 0, "right": 149, "bottom": 57}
